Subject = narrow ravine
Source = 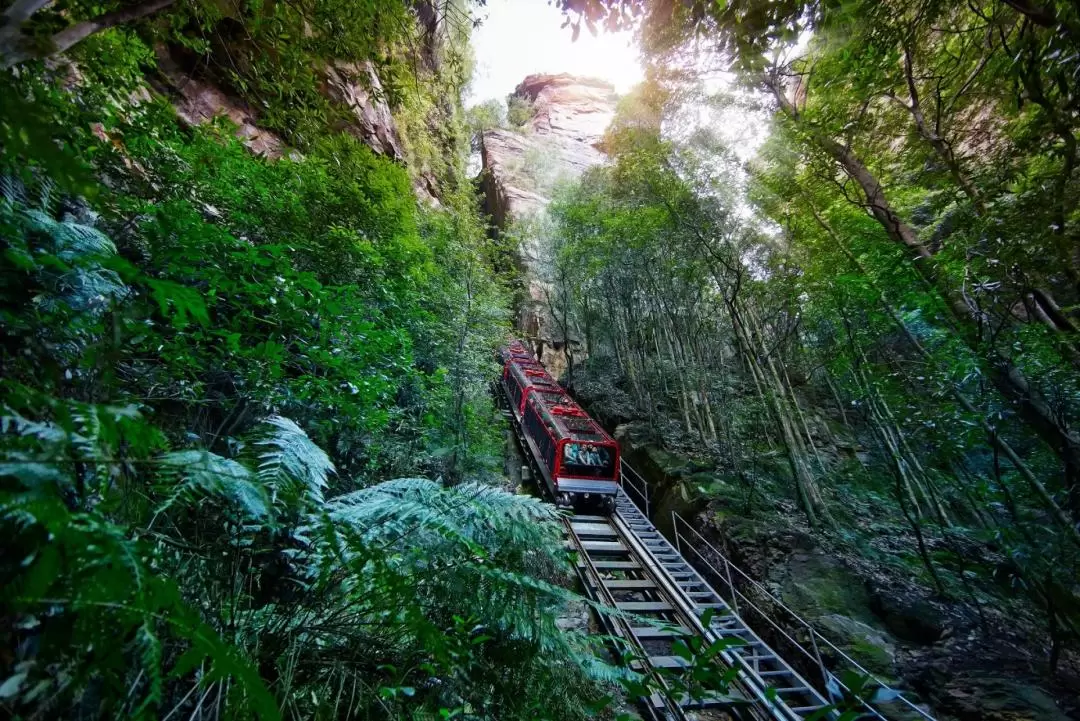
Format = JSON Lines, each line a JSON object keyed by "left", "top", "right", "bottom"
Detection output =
{"left": 2, "top": 1, "right": 1079, "bottom": 720}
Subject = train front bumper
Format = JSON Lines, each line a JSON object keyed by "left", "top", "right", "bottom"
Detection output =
{"left": 556, "top": 478, "right": 618, "bottom": 495}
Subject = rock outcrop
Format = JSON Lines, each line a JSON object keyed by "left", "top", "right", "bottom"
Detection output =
{"left": 479, "top": 74, "right": 618, "bottom": 376}
{"left": 323, "top": 60, "right": 405, "bottom": 161}
{"left": 152, "top": 46, "right": 438, "bottom": 203}
{"left": 155, "top": 48, "right": 288, "bottom": 159}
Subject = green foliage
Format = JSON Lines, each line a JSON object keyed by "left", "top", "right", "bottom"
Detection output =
{"left": 549, "top": 2, "right": 1080, "bottom": 705}
{"left": 0, "top": 4, "right": 617, "bottom": 718}
{"left": 467, "top": 98, "right": 507, "bottom": 135}
{"left": 506, "top": 94, "right": 537, "bottom": 128}
{"left": 1, "top": 397, "right": 614, "bottom": 719}
{"left": 466, "top": 98, "right": 508, "bottom": 151}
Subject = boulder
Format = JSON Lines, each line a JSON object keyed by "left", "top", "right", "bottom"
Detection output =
{"left": 917, "top": 669, "right": 1073, "bottom": 721}
{"left": 869, "top": 591, "right": 946, "bottom": 645}
{"left": 817, "top": 613, "right": 897, "bottom": 675}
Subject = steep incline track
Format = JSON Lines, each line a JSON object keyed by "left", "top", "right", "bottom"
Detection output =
{"left": 503, "top": 393, "right": 933, "bottom": 721}
{"left": 567, "top": 487, "right": 832, "bottom": 721}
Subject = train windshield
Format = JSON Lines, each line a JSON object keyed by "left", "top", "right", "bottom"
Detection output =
{"left": 561, "top": 443, "right": 615, "bottom": 478}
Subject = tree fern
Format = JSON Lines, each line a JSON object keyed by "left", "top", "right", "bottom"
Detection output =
{"left": 0, "top": 172, "right": 28, "bottom": 207}
{"left": 1, "top": 188, "right": 131, "bottom": 371}
{"left": 158, "top": 449, "right": 271, "bottom": 520}
{"left": 256, "top": 416, "right": 334, "bottom": 508}
{"left": 0, "top": 490, "right": 278, "bottom": 721}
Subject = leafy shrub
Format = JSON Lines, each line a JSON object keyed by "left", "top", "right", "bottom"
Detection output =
{"left": 507, "top": 95, "right": 537, "bottom": 128}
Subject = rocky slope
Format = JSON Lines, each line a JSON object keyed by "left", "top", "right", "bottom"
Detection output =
{"left": 479, "top": 73, "right": 617, "bottom": 376}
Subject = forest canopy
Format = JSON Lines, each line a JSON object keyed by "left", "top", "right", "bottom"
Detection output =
{"left": 4, "top": 0, "right": 1080, "bottom": 719}
{"left": 546, "top": 0, "right": 1080, "bottom": 704}
{"left": 0, "top": 2, "right": 632, "bottom": 720}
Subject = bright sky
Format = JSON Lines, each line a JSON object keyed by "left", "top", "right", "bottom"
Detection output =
{"left": 467, "top": 0, "right": 644, "bottom": 106}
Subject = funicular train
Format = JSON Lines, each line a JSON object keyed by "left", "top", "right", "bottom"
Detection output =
{"left": 498, "top": 340, "right": 620, "bottom": 514}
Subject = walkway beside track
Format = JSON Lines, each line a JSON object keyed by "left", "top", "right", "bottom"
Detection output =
{"left": 567, "top": 465, "right": 936, "bottom": 721}
{"left": 569, "top": 488, "right": 832, "bottom": 720}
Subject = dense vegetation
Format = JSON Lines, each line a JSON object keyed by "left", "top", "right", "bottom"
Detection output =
{"left": 0, "top": 2, "right": 639, "bottom": 719}
{"left": 7, "top": 0, "right": 1080, "bottom": 718}
{"left": 547, "top": 0, "right": 1080, "bottom": 711}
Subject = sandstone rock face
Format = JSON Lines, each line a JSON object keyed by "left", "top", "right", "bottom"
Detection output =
{"left": 154, "top": 47, "right": 438, "bottom": 204}
{"left": 155, "top": 49, "right": 287, "bottom": 159}
{"left": 517, "top": 74, "right": 618, "bottom": 162}
{"left": 479, "top": 74, "right": 617, "bottom": 377}
{"left": 323, "top": 60, "right": 404, "bottom": 161}
{"left": 321, "top": 60, "right": 440, "bottom": 205}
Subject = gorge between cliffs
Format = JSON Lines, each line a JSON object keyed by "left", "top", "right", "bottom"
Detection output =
{"left": 2, "top": 2, "right": 1080, "bottom": 721}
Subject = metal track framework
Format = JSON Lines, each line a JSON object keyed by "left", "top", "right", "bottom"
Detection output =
{"left": 503, "top": 395, "right": 933, "bottom": 721}
{"left": 582, "top": 491, "right": 833, "bottom": 720}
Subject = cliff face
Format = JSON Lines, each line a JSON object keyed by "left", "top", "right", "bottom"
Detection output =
{"left": 479, "top": 74, "right": 617, "bottom": 376}
{"left": 153, "top": 46, "right": 438, "bottom": 204}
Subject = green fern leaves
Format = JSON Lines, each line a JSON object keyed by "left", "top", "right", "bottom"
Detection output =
{"left": 257, "top": 415, "right": 334, "bottom": 508}
{"left": 159, "top": 450, "right": 271, "bottom": 519}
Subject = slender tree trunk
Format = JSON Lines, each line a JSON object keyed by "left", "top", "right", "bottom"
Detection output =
{"left": 0, "top": 0, "right": 52, "bottom": 52}
{"left": 806, "top": 203, "right": 1080, "bottom": 545}
{"left": 823, "top": 370, "right": 852, "bottom": 427}
{"left": 770, "top": 77, "right": 1080, "bottom": 517}
{"left": 893, "top": 43, "right": 986, "bottom": 215}
{"left": 664, "top": 326, "right": 694, "bottom": 434}
{"left": 740, "top": 300, "right": 832, "bottom": 526}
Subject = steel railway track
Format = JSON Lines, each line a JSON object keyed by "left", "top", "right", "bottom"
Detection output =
{"left": 499, "top": 370, "right": 937, "bottom": 721}
{"left": 565, "top": 491, "right": 835, "bottom": 721}
{"left": 503, "top": 401, "right": 834, "bottom": 720}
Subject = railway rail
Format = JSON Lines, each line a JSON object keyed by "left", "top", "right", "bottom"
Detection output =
{"left": 501, "top": 390, "right": 933, "bottom": 721}
{"left": 568, "top": 487, "right": 831, "bottom": 721}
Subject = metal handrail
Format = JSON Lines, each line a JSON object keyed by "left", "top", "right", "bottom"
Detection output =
{"left": 619, "top": 459, "right": 651, "bottom": 517}
{"left": 670, "top": 513, "right": 935, "bottom": 721}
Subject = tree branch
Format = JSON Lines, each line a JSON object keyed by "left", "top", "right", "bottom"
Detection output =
{"left": 0, "top": 0, "right": 51, "bottom": 55}
{"left": 1, "top": 0, "right": 177, "bottom": 69}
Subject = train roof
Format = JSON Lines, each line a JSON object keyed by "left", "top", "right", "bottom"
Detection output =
{"left": 507, "top": 359, "right": 560, "bottom": 391}
{"left": 526, "top": 384, "right": 615, "bottom": 447}
{"left": 502, "top": 347, "right": 616, "bottom": 447}
{"left": 498, "top": 340, "right": 535, "bottom": 364}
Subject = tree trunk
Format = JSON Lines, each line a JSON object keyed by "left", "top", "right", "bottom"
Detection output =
{"left": 769, "top": 76, "right": 1080, "bottom": 518}
{"left": 806, "top": 202, "right": 1080, "bottom": 544}
{"left": 739, "top": 300, "right": 832, "bottom": 526}
{"left": 1, "top": 0, "right": 177, "bottom": 69}
{"left": 894, "top": 42, "right": 986, "bottom": 215}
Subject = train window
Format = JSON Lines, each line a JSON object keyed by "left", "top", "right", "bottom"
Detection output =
{"left": 560, "top": 443, "right": 614, "bottom": 478}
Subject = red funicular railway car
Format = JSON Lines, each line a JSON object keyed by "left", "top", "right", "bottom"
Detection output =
{"left": 499, "top": 341, "right": 620, "bottom": 513}
{"left": 497, "top": 339, "right": 536, "bottom": 367}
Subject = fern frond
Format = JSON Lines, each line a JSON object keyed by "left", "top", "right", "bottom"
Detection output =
{"left": 37, "top": 176, "right": 56, "bottom": 215}
{"left": 321, "top": 479, "right": 480, "bottom": 556}
{"left": 132, "top": 620, "right": 164, "bottom": 717}
{"left": 256, "top": 416, "right": 333, "bottom": 508}
{"left": 51, "top": 220, "right": 116, "bottom": 261}
{"left": 0, "top": 460, "right": 70, "bottom": 488}
{"left": 158, "top": 450, "right": 270, "bottom": 520}
{"left": 1, "top": 409, "right": 77, "bottom": 446}
{"left": 50, "top": 266, "right": 129, "bottom": 313}
{"left": 20, "top": 208, "right": 58, "bottom": 238}
{"left": 0, "top": 173, "right": 26, "bottom": 206}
